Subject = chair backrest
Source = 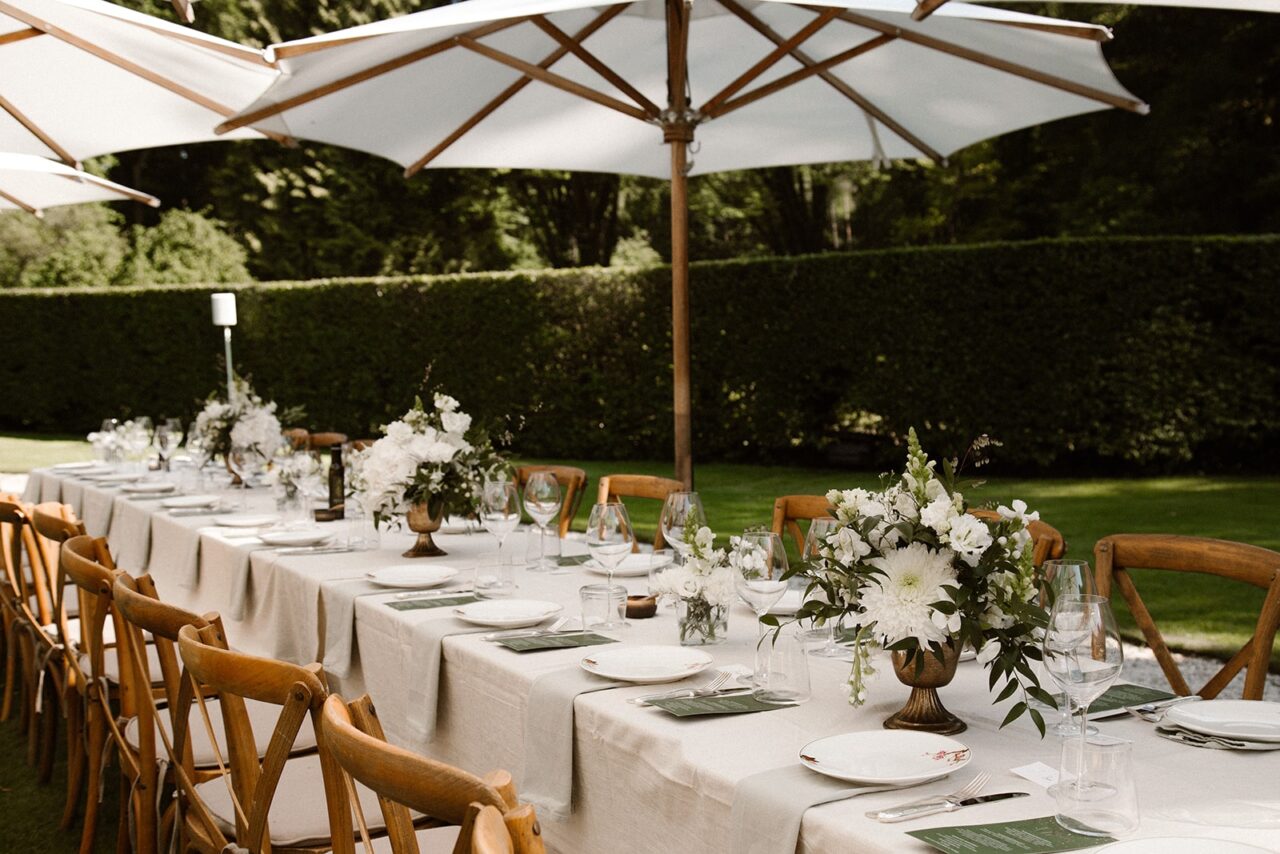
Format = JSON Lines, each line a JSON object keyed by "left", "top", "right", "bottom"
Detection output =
{"left": 0, "top": 499, "right": 49, "bottom": 627}
{"left": 770, "top": 495, "right": 834, "bottom": 554}
{"left": 967, "top": 509, "right": 1066, "bottom": 568}
{"left": 1095, "top": 534, "right": 1280, "bottom": 701}
{"left": 595, "top": 474, "right": 684, "bottom": 551}
{"left": 284, "top": 428, "right": 310, "bottom": 451}
{"left": 321, "top": 694, "right": 543, "bottom": 854}
{"left": 515, "top": 465, "right": 588, "bottom": 538}
{"left": 32, "top": 504, "right": 86, "bottom": 632}
{"left": 309, "top": 432, "right": 349, "bottom": 451}
{"left": 469, "top": 804, "right": 514, "bottom": 854}
{"left": 61, "top": 535, "right": 138, "bottom": 712}
{"left": 349, "top": 439, "right": 377, "bottom": 452}
{"left": 177, "top": 622, "right": 350, "bottom": 854}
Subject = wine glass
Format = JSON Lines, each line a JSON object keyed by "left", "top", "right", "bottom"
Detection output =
{"left": 733, "top": 531, "right": 790, "bottom": 684}
{"left": 225, "top": 443, "right": 262, "bottom": 509}
{"left": 96, "top": 418, "right": 119, "bottom": 463}
{"left": 585, "top": 502, "right": 634, "bottom": 629}
{"left": 154, "top": 418, "right": 183, "bottom": 472}
{"left": 803, "top": 517, "right": 847, "bottom": 658}
{"left": 1042, "top": 594, "right": 1124, "bottom": 809}
{"left": 1037, "top": 559, "right": 1100, "bottom": 737}
{"left": 522, "top": 472, "right": 562, "bottom": 573}
{"left": 480, "top": 480, "right": 521, "bottom": 594}
{"left": 660, "top": 491, "right": 707, "bottom": 562}
{"left": 185, "top": 422, "right": 211, "bottom": 490}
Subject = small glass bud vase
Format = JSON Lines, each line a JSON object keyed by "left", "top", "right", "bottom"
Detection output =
{"left": 676, "top": 595, "right": 728, "bottom": 646}
{"left": 275, "top": 486, "right": 309, "bottom": 526}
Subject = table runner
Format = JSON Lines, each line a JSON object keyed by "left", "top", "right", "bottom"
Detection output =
{"left": 521, "top": 666, "right": 628, "bottom": 820}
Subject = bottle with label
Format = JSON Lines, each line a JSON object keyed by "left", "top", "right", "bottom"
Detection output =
{"left": 327, "top": 443, "right": 345, "bottom": 518}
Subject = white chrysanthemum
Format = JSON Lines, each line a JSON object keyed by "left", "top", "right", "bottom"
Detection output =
{"left": 862, "top": 542, "right": 957, "bottom": 646}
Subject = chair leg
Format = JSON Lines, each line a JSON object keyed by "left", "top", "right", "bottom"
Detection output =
{"left": 80, "top": 702, "right": 107, "bottom": 854}
{"left": 116, "top": 767, "right": 131, "bottom": 854}
{"left": 134, "top": 766, "right": 157, "bottom": 854}
{"left": 0, "top": 611, "right": 13, "bottom": 721}
{"left": 62, "top": 686, "right": 85, "bottom": 829}
{"left": 37, "top": 671, "right": 59, "bottom": 783}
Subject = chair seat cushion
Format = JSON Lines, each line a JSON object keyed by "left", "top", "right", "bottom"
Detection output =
{"left": 79, "top": 641, "right": 163, "bottom": 684}
{"left": 123, "top": 696, "right": 318, "bottom": 767}
{"left": 196, "top": 753, "right": 397, "bottom": 847}
{"left": 370, "top": 825, "right": 461, "bottom": 853}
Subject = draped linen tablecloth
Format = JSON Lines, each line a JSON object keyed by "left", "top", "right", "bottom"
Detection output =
{"left": 29, "top": 467, "right": 1280, "bottom": 854}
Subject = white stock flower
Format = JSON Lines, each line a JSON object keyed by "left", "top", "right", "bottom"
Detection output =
{"left": 831, "top": 526, "right": 871, "bottom": 564}
{"left": 946, "top": 514, "right": 993, "bottom": 566}
{"left": 919, "top": 495, "right": 958, "bottom": 535}
{"left": 433, "top": 393, "right": 460, "bottom": 413}
{"left": 998, "top": 498, "right": 1040, "bottom": 526}
{"left": 861, "top": 542, "right": 957, "bottom": 646}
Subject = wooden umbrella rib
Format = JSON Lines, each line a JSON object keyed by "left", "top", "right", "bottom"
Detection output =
{"left": 830, "top": 9, "right": 1148, "bottom": 113}
{"left": 707, "top": 34, "right": 892, "bottom": 119}
{"left": 714, "top": 0, "right": 938, "bottom": 161}
{"left": 55, "top": 171, "right": 158, "bottom": 206}
{"left": 699, "top": 7, "right": 840, "bottom": 116}
{"left": 170, "top": 0, "right": 194, "bottom": 25}
{"left": 992, "top": 20, "right": 1111, "bottom": 44}
{"left": 911, "top": 0, "right": 950, "bottom": 22}
{"left": 457, "top": 36, "right": 649, "bottom": 121}
{"left": 215, "top": 17, "right": 527, "bottom": 133}
{"left": 0, "top": 185, "right": 39, "bottom": 215}
{"left": 405, "top": 4, "right": 630, "bottom": 177}
{"left": 0, "top": 26, "right": 41, "bottom": 46}
{"left": 123, "top": 20, "right": 278, "bottom": 67}
{"left": 531, "top": 15, "right": 659, "bottom": 116}
{"left": 0, "top": 94, "right": 77, "bottom": 165}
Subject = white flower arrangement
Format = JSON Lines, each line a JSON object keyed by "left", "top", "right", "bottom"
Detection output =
{"left": 349, "top": 392, "right": 504, "bottom": 528}
{"left": 787, "top": 429, "right": 1052, "bottom": 730}
{"left": 651, "top": 526, "right": 737, "bottom": 644}
{"left": 190, "top": 377, "right": 286, "bottom": 461}
{"left": 87, "top": 419, "right": 150, "bottom": 462}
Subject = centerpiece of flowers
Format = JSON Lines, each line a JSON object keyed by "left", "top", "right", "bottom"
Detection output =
{"left": 349, "top": 391, "right": 505, "bottom": 558}
{"left": 190, "top": 377, "right": 291, "bottom": 479}
{"left": 87, "top": 419, "right": 150, "bottom": 464}
{"left": 785, "top": 429, "right": 1052, "bottom": 735}
{"left": 650, "top": 526, "right": 737, "bottom": 645}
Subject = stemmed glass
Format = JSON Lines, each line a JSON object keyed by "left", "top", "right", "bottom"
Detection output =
{"left": 96, "top": 418, "right": 119, "bottom": 463}
{"left": 479, "top": 480, "right": 521, "bottom": 594}
{"left": 185, "top": 423, "right": 211, "bottom": 490}
{"left": 225, "top": 443, "right": 263, "bottom": 509}
{"left": 585, "top": 502, "right": 634, "bottom": 629}
{"left": 523, "top": 472, "right": 562, "bottom": 573}
{"left": 660, "top": 491, "right": 707, "bottom": 563}
{"left": 154, "top": 418, "right": 183, "bottom": 472}
{"left": 1042, "top": 594, "right": 1124, "bottom": 812}
{"left": 733, "top": 531, "right": 790, "bottom": 684}
{"left": 1037, "top": 559, "right": 1099, "bottom": 737}
{"left": 803, "top": 517, "right": 847, "bottom": 657}
{"left": 125, "top": 417, "right": 153, "bottom": 471}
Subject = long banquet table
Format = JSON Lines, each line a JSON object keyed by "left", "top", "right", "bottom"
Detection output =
{"left": 22, "top": 468, "right": 1280, "bottom": 853}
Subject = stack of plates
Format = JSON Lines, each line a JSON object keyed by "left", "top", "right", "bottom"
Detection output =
{"left": 579, "top": 646, "right": 712, "bottom": 684}
{"left": 258, "top": 529, "right": 332, "bottom": 548}
{"left": 120, "top": 481, "right": 176, "bottom": 495}
{"left": 1159, "top": 699, "right": 1280, "bottom": 750}
{"left": 162, "top": 494, "right": 220, "bottom": 510}
{"left": 799, "top": 731, "right": 970, "bottom": 784}
{"left": 52, "top": 461, "right": 98, "bottom": 471}
{"left": 453, "top": 600, "right": 561, "bottom": 628}
{"left": 366, "top": 565, "right": 459, "bottom": 589}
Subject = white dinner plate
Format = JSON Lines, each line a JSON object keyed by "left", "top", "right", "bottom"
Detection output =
{"left": 53, "top": 461, "right": 97, "bottom": 471}
{"left": 91, "top": 473, "right": 143, "bottom": 484}
{"left": 120, "top": 481, "right": 176, "bottom": 494}
{"left": 162, "top": 494, "right": 220, "bottom": 509}
{"left": 585, "top": 553, "right": 671, "bottom": 578}
{"left": 453, "top": 600, "right": 562, "bottom": 628}
{"left": 258, "top": 529, "right": 333, "bottom": 547}
{"left": 214, "top": 513, "right": 282, "bottom": 528}
{"left": 1097, "top": 840, "right": 1272, "bottom": 854}
{"left": 1164, "top": 699, "right": 1280, "bottom": 742}
{"left": 366, "top": 565, "right": 459, "bottom": 589}
{"left": 579, "top": 645, "right": 713, "bottom": 684}
{"left": 799, "top": 731, "right": 971, "bottom": 785}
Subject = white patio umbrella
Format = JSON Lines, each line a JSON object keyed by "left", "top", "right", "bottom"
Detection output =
{"left": 922, "top": 0, "right": 1280, "bottom": 21}
{"left": 218, "top": 0, "right": 1145, "bottom": 485}
{"left": 0, "top": 151, "right": 159, "bottom": 215}
{"left": 0, "top": 0, "right": 280, "bottom": 166}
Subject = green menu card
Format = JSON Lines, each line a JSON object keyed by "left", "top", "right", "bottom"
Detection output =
{"left": 385, "top": 594, "right": 479, "bottom": 611}
{"left": 908, "top": 816, "right": 1113, "bottom": 854}
{"left": 496, "top": 632, "right": 617, "bottom": 652}
{"left": 1089, "top": 683, "right": 1176, "bottom": 714}
{"left": 648, "top": 693, "right": 794, "bottom": 717}
{"left": 557, "top": 555, "right": 593, "bottom": 568}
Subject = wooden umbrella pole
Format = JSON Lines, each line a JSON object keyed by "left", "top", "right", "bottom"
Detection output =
{"left": 666, "top": 0, "right": 694, "bottom": 490}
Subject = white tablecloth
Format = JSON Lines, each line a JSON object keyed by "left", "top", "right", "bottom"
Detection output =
{"left": 30, "top": 468, "right": 1280, "bottom": 853}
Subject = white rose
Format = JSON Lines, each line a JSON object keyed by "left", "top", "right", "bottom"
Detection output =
{"left": 385, "top": 421, "right": 413, "bottom": 445}
{"left": 433, "top": 393, "right": 460, "bottom": 413}
{"left": 946, "top": 514, "right": 993, "bottom": 566}
{"left": 440, "top": 410, "right": 471, "bottom": 435}
{"left": 920, "top": 495, "right": 958, "bottom": 535}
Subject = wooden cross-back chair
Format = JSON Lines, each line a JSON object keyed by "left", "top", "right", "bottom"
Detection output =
{"left": 113, "top": 572, "right": 320, "bottom": 854}
{"left": 308, "top": 432, "right": 349, "bottom": 451}
{"left": 175, "top": 623, "right": 395, "bottom": 854}
{"left": 284, "top": 429, "right": 311, "bottom": 451}
{"left": 515, "top": 466, "right": 588, "bottom": 538}
{"left": 321, "top": 694, "right": 544, "bottom": 854}
{"left": 1096, "top": 534, "right": 1280, "bottom": 701}
{"left": 596, "top": 474, "right": 685, "bottom": 551}
{"left": 967, "top": 509, "right": 1066, "bottom": 568}
{"left": 770, "top": 495, "right": 835, "bottom": 554}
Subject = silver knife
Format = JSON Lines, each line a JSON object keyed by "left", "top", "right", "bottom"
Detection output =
{"left": 273, "top": 546, "right": 354, "bottom": 556}
{"left": 869, "top": 791, "right": 1029, "bottom": 823}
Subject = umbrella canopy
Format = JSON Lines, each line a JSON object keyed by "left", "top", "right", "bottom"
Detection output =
{"left": 219, "top": 0, "right": 1146, "bottom": 485}
{"left": 0, "top": 0, "right": 280, "bottom": 166}
{"left": 0, "top": 151, "right": 158, "bottom": 215}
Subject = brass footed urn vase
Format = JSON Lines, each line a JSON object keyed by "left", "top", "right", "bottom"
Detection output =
{"left": 403, "top": 500, "right": 447, "bottom": 558}
{"left": 884, "top": 640, "right": 966, "bottom": 735}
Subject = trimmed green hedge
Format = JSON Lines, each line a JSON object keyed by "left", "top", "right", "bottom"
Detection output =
{"left": 3, "top": 235, "right": 1278, "bottom": 472}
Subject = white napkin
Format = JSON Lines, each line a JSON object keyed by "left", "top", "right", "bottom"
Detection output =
{"left": 20, "top": 471, "right": 41, "bottom": 504}
{"left": 39, "top": 472, "right": 61, "bottom": 503}
{"left": 521, "top": 667, "right": 628, "bottom": 820}
{"left": 147, "top": 515, "right": 201, "bottom": 590}
{"left": 320, "top": 578, "right": 387, "bottom": 680}
{"left": 399, "top": 616, "right": 494, "bottom": 744}
{"left": 729, "top": 764, "right": 903, "bottom": 854}
{"left": 108, "top": 496, "right": 153, "bottom": 573}
{"left": 80, "top": 487, "right": 115, "bottom": 537}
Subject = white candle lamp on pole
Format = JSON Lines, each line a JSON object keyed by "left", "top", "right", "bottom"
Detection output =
{"left": 211, "top": 292, "right": 237, "bottom": 400}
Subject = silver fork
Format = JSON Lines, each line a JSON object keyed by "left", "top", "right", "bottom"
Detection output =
{"left": 1125, "top": 694, "right": 1201, "bottom": 723}
{"left": 629, "top": 670, "right": 733, "bottom": 706}
{"left": 483, "top": 617, "right": 571, "bottom": 641}
{"left": 866, "top": 772, "right": 990, "bottom": 820}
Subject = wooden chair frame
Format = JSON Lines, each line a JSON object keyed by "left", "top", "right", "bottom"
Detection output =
{"left": 1096, "top": 534, "right": 1280, "bottom": 700}
{"left": 770, "top": 495, "right": 834, "bottom": 554}
{"left": 308, "top": 432, "right": 350, "bottom": 451}
{"left": 515, "top": 466, "right": 587, "bottom": 538}
{"left": 967, "top": 509, "right": 1066, "bottom": 568}
{"left": 596, "top": 474, "right": 685, "bottom": 551}
{"left": 321, "top": 694, "right": 544, "bottom": 854}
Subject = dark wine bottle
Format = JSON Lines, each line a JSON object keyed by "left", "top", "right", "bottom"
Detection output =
{"left": 327, "top": 443, "right": 345, "bottom": 518}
